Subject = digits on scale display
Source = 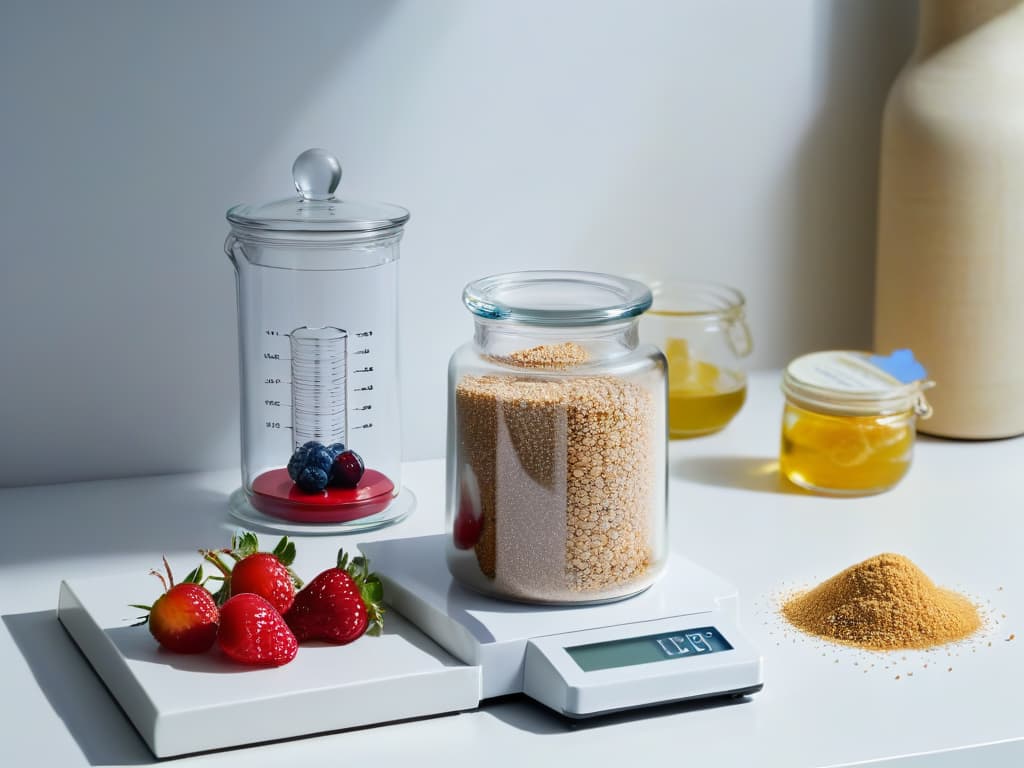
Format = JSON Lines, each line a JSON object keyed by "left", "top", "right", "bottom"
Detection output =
{"left": 567, "top": 626, "right": 733, "bottom": 673}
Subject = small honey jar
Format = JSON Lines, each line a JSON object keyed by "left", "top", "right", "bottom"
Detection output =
{"left": 780, "top": 350, "right": 933, "bottom": 496}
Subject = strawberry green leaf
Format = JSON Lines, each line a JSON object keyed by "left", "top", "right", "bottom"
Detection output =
{"left": 350, "top": 556, "right": 369, "bottom": 583}
{"left": 128, "top": 603, "right": 152, "bottom": 626}
{"left": 212, "top": 579, "right": 231, "bottom": 607}
{"left": 361, "top": 577, "right": 383, "bottom": 605}
{"left": 343, "top": 550, "right": 385, "bottom": 637}
{"left": 233, "top": 531, "right": 260, "bottom": 560}
{"left": 182, "top": 565, "right": 205, "bottom": 585}
{"left": 272, "top": 536, "right": 297, "bottom": 567}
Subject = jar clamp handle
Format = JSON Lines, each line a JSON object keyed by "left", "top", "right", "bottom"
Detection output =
{"left": 727, "top": 315, "right": 754, "bottom": 358}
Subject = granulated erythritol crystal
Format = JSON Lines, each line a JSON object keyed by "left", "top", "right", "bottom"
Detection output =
{"left": 782, "top": 553, "right": 981, "bottom": 650}
{"left": 455, "top": 343, "right": 657, "bottom": 602}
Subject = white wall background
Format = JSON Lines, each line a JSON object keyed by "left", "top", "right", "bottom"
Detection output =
{"left": 0, "top": 0, "right": 916, "bottom": 487}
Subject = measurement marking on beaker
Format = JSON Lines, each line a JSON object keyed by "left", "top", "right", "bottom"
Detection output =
{"left": 354, "top": 366, "right": 374, "bottom": 373}
{"left": 289, "top": 326, "right": 348, "bottom": 450}
{"left": 352, "top": 423, "right": 373, "bottom": 430}
{"left": 353, "top": 385, "right": 373, "bottom": 392}
{"left": 353, "top": 349, "right": 370, "bottom": 355}
{"left": 352, "top": 405, "right": 371, "bottom": 411}
{"left": 355, "top": 331, "right": 372, "bottom": 337}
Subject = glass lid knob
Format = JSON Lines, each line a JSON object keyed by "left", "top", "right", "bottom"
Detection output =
{"left": 292, "top": 148, "right": 342, "bottom": 202}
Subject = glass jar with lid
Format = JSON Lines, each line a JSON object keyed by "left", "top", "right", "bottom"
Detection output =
{"left": 224, "top": 149, "right": 412, "bottom": 531}
{"left": 780, "top": 350, "right": 934, "bottom": 496}
{"left": 446, "top": 270, "right": 668, "bottom": 604}
{"left": 640, "top": 280, "right": 753, "bottom": 438}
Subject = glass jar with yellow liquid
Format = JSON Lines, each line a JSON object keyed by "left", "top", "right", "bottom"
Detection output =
{"left": 780, "top": 351, "right": 934, "bottom": 495}
{"left": 640, "top": 281, "right": 752, "bottom": 438}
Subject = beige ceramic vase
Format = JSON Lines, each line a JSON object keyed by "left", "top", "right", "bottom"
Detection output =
{"left": 875, "top": 0, "right": 1024, "bottom": 439}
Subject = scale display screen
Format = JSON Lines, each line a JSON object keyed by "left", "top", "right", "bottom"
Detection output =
{"left": 566, "top": 626, "right": 732, "bottom": 672}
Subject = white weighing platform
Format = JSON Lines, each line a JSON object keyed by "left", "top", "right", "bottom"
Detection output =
{"left": 56, "top": 575, "right": 480, "bottom": 757}
{"left": 55, "top": 535, "right": 761, "bottom": 757}
{"left": 3, "top": 373, "right": 1024, "bottom": 767}
{"left": 360, "top": 535, "right": 762, "bottom": 715}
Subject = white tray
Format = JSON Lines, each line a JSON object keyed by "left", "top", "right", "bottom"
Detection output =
{"left": 57, "top": 574, "right": 481, "bottom": 757}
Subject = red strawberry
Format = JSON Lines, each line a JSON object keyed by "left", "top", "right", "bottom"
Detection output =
{"left": 132, "top": 558, "right": 218, "bottom": 654}
{"left": 217, "top": 593, "right": 298, "bottom": 666}
{"left": 230, "top": 553, "right": 295, "bottom": 614}
{"left": 453, "top": 466, "right": 483, "bottom": 550}
{"left": 285, "top": 548, "right": 384, "bottom": 644}
{"left": 201, "top": 532, "right": 303, "bottom": 611}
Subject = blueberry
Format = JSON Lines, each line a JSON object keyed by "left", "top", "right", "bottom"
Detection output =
{"left": 297, "top": 465, "right": 330, "bottom": 493}
{"left": 331, "top": 449, "right": 365, "bottom": 488}
{"left": 286, "top": 444, "right": 312, "bottom": 483}
{"left": 326, "top": 442, "right": 346, "bottom": 458}
{"left": 287, "top": 441, "right": 335, "bottom": 492}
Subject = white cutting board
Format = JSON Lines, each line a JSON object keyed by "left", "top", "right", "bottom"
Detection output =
{"left": 57, "top": 575, "right": 481, "bottom": 757}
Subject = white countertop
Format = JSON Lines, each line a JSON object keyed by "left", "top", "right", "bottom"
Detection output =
{"left": 2, "top": 371, "right": 1022, "bottom": 767}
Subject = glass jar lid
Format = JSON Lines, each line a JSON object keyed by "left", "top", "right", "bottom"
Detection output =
{"left": 782, "top": 350, "right": 934, "bottom": 417}
{"left": 226, "top": 149, "right": 410, "bottom": 234}
{"left": 463, "top": 270, "right": 653, "bottom": 327}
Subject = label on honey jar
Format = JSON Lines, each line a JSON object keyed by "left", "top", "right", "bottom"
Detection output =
{"left": 788, "top": 351, "right": 914, "bottom": 393}
{"left": 783, "top": 349, "right": 931, "bottom": 418}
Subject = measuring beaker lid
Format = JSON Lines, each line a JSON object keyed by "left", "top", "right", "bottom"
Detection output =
{"left": 226, "top": 149, "right": 410, "bottom": 235}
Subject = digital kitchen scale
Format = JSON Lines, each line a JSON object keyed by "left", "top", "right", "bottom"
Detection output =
{"left": 361, "top": 534, "right": 763, "bottom": 718}
{"left": 57, "top": 534, "right": 761, "bottom": 757}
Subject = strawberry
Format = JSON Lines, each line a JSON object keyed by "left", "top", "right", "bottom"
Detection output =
{"left": 217, "top": 593, "right": 298, "bottom": 666}
{"left": 285, "top": 548, "right": 384, "bottom": 644}
{"left": 201, "top": 532, "right": 303, "bottom": 612}
{"left": 453, "top": 466, "right": 483, "bottom": 550}
{"left": 132, "top": 558, "right": 218, "bottom": 654}
{"left": 229, "top": 553, "right": 296, "bottom": 614}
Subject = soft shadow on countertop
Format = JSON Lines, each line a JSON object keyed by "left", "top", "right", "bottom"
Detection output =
{"left": 673, "top": 456, "right": 809, "bottom": 496}
{"left": 3, "top": 610, "right": 153, "bottom": 766}
{"left": 3, "top": 480, "right": 233, "bottom": 566}
{"left": 483, "top": 689, "right": 757, "bottom": 736}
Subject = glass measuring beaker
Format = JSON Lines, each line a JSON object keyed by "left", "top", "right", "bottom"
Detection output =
{"left": 639, "top": 280, "right": 752, "bottom": 438}
{"left": 224, "top": 149, "right": 412, "bottom": 531}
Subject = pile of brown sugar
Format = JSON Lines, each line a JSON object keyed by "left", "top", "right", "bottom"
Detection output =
{"left": 492, "top": 341, "right": 590, "bottom": 369}
{"left": 782, "top": 553, "right": 981, "bottom": 650}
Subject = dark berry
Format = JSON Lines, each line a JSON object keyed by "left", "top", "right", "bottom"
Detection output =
{"left": 286, "top": 444, "right": 312, "bottom": 483}
{"left": 331, "top": 450, "right": 365, "bottom": 488}
{"left": 288, "top": 442, "right": 335, "bottom": 492}
{"left": 326, "top": 442, "right": 346, "bottom": 458}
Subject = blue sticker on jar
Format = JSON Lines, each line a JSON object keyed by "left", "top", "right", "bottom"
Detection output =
{"left": 868, "top": 349, "right": 927, "bottom": 384}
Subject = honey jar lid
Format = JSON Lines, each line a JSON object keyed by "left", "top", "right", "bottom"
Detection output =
{"left": 782, "top": 350, "right": 933, "bottom": 417}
